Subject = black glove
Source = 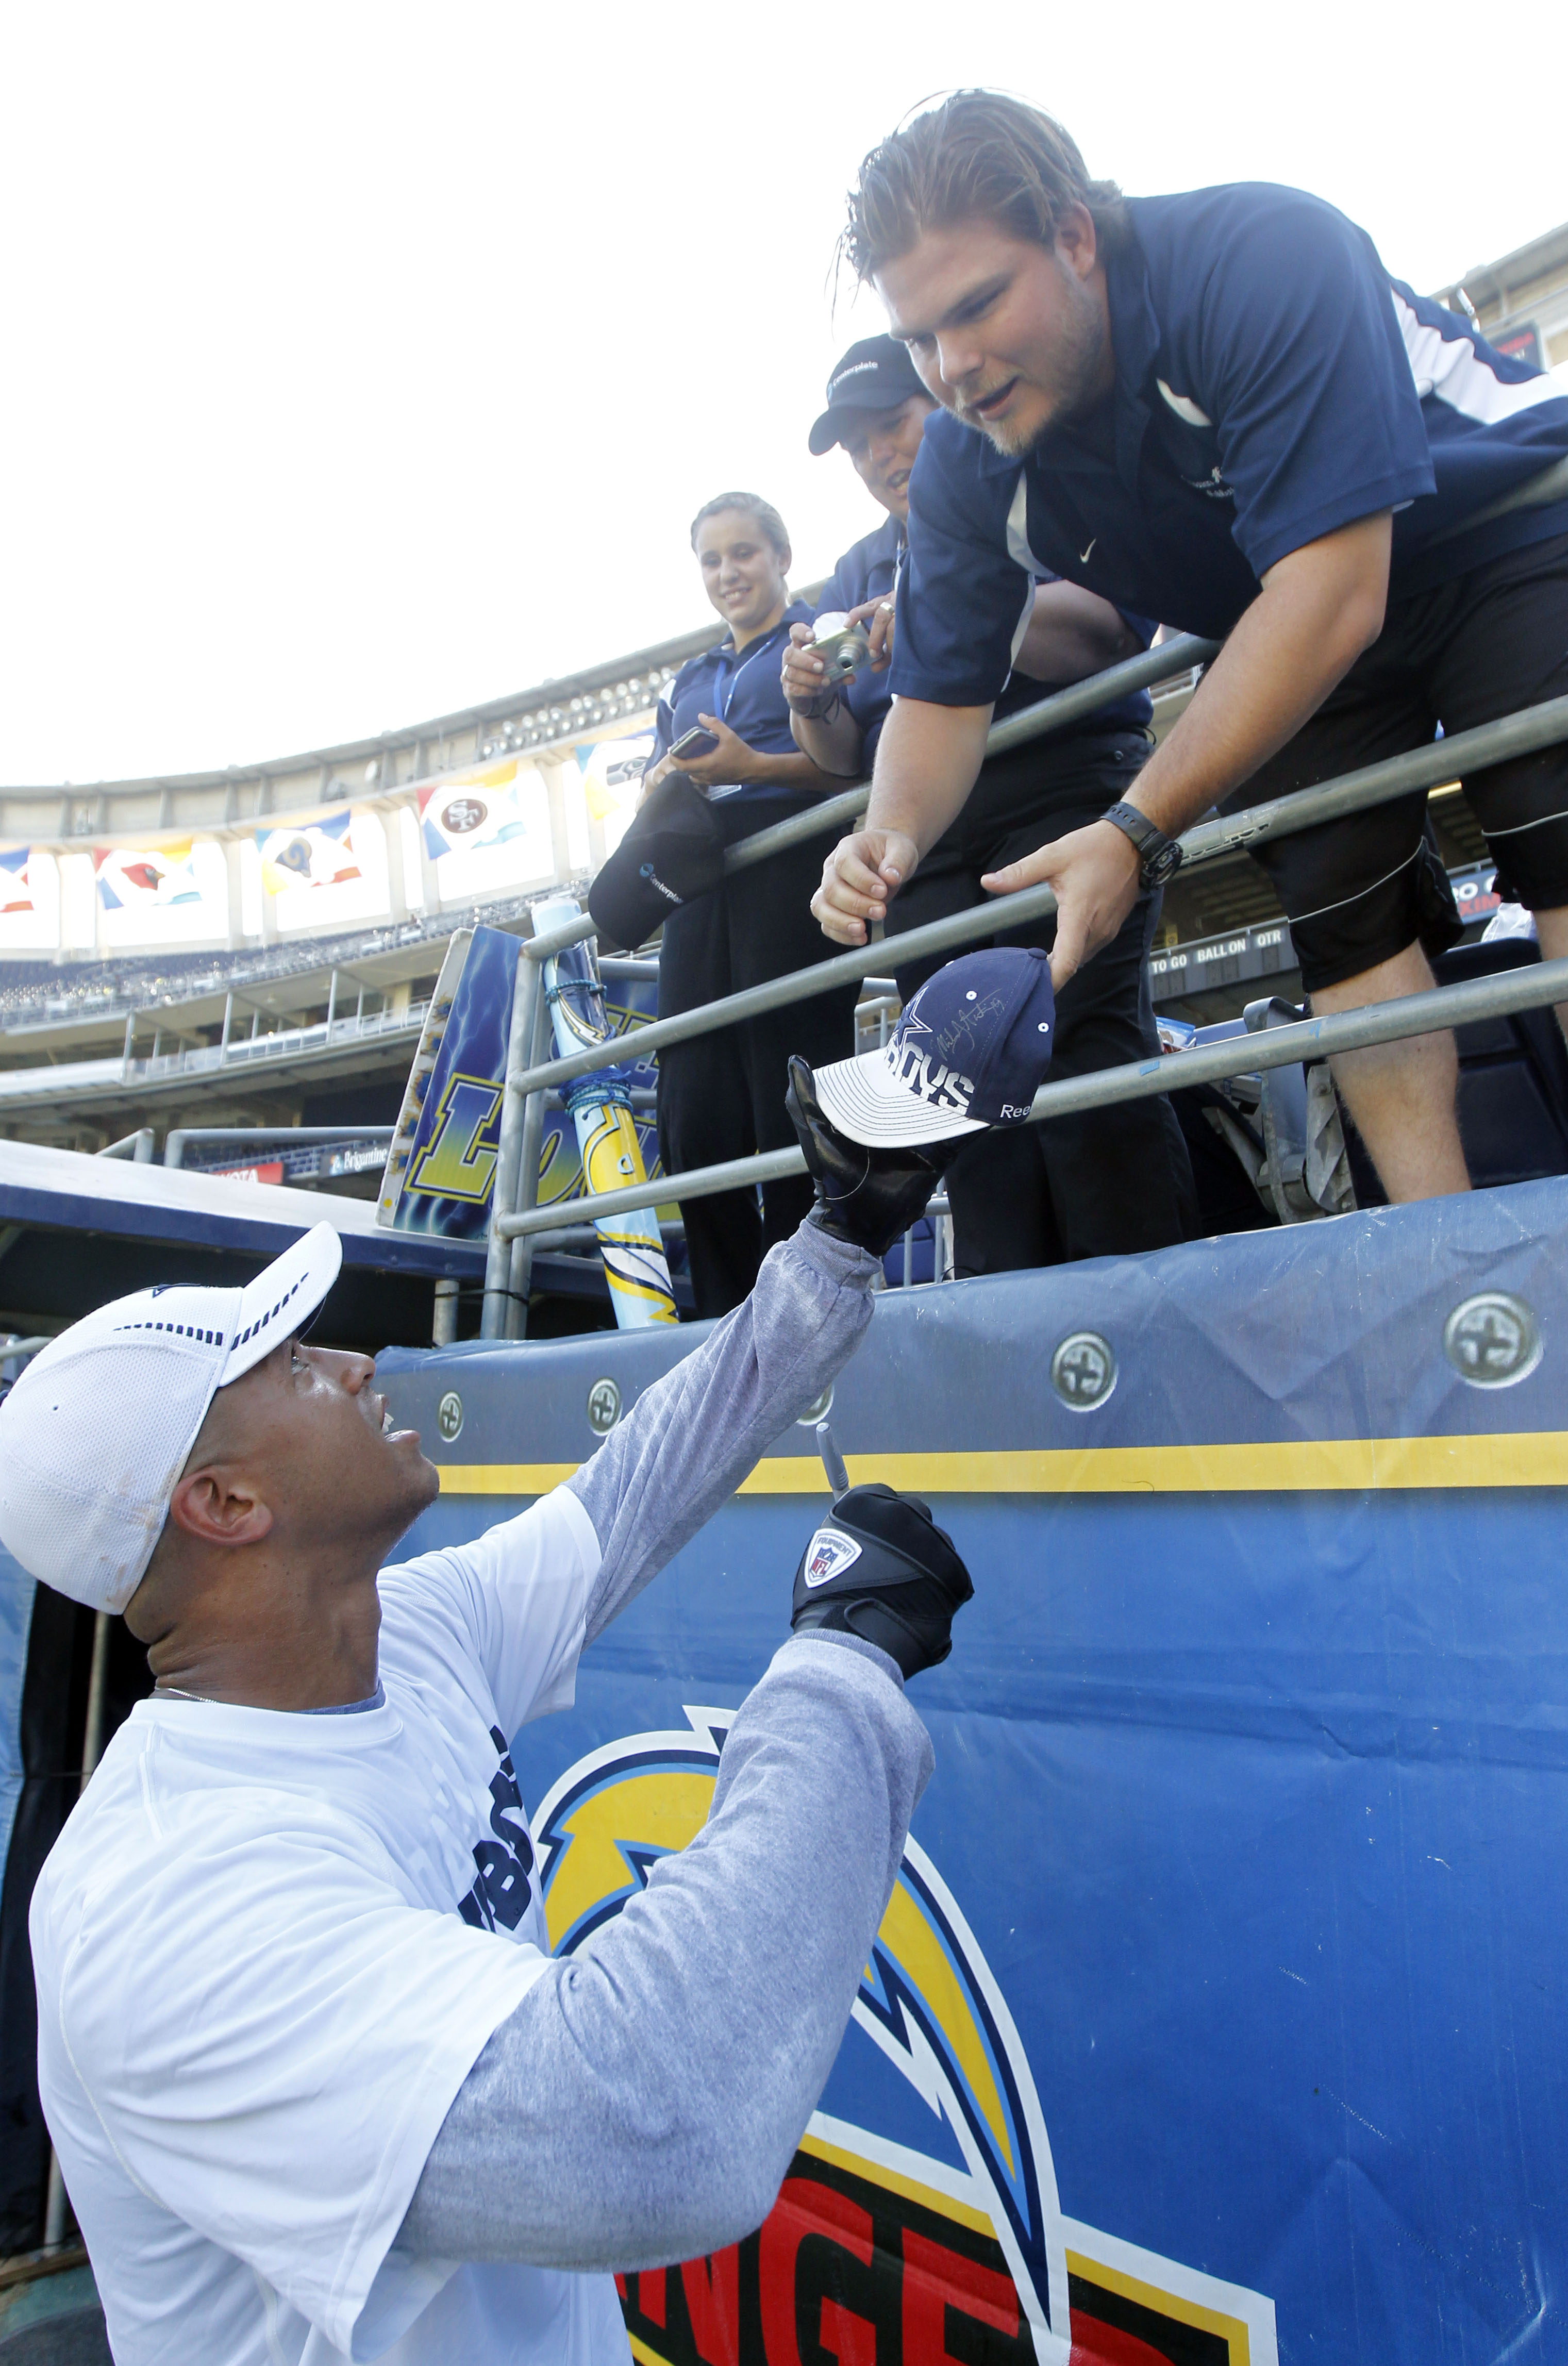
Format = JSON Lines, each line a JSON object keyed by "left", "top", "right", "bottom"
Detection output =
{"left": 791, "top": 1483, "right": 974, "bottom": 1680}
{"left": 786, "top": 1055, "right": 948, "bottom": 1259}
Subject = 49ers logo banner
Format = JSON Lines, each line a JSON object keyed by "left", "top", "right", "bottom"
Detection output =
{"left": 534, "top": 1710, "right": 1277, "bottom": 2366}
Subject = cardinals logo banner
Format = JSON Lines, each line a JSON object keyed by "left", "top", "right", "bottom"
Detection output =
{"left": 0, "top": 848, "right": 32, "bottom": 917}
{"left": 94, "top": 839, "right": 204, "bottom": 911}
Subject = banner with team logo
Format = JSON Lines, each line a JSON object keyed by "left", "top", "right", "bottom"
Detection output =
{"left": 255, "top": 808, "right": 361, "bottom": 898}
{"left": 416, "top": 759, "right": 554, "bottom": 899}
{"left": 417, "top": 759, "right": 532, "bottom": 859}
{"left": 533, "top": 1709, "right": 1276, "bottom": 2366}
{"left": 380, "top": 909, "right": 676, "bottom": 1328}
{"left": 0, "top": 848, "right": 32, "bottom": 916}
{"left": 579, "top": 731, "right": 654, "bottom": 823}
{"left": 379, "top": 925, "right": 517, "bottom": 1243}
{"left": 94, "top": 838, "right": 205, "bottom": 911}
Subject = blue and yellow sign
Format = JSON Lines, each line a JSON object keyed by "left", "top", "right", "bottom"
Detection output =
{"left": 535, "top": 1710, "right": 1277, "bottom": 2366}
{"left": 386, "top": 924, "right": 519, "bottom": 1242}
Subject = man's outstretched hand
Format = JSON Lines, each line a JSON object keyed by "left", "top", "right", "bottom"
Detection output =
{"left": 787, "top": 1055, "right": 946, "bottom": 1258}
{"left": 980, "top": 816, "right": 1142, "bottom": 991}
{"left": 811, "top": 828, "right": 920, "bottom": 947}
{"left": 792, "top": 1483, "right": 974, "bottom": 1680}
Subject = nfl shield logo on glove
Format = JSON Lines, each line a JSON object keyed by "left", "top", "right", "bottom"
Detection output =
{"left": 803, "top": 1528, "right": 864, "bottom": 1588}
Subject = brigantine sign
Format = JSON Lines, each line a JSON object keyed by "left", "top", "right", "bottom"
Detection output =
{"left": 378, "top": 915, "right": 675, "bottom": 1330}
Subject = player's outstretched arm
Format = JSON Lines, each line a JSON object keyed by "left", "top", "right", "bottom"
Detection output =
{"left": 569, "top": 1221, "right": 878, "bottom": 1643}
{"left": 395, "top": 1630, "right": 933, "bottom": 2270}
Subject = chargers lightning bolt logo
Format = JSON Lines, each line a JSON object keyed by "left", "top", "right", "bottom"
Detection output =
{"left": 533, "top": 1707, "right": 1071, "bottom": 2358}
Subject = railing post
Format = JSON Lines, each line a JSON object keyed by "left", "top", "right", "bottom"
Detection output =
{"left": 504, "top": 984, "right": 554, "bottom": 1341}
{"left": 481, "top": 948, "right": 543, "bottom": 1340}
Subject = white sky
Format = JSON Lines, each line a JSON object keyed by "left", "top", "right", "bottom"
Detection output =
{"left": 1, "top": 0, "right": 1562, "bottom": 790}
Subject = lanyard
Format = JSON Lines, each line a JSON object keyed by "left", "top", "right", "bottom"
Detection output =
{"left": 711, "top": 620, "right": 783, "bottom": 723}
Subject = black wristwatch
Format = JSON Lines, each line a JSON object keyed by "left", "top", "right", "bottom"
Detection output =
{"left": 1102, "top": 801, "right": 1183, "bottom": 889}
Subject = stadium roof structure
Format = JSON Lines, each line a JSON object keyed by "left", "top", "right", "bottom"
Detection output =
{"left": 0, "top": 611, "right": 735, "bottom": 849}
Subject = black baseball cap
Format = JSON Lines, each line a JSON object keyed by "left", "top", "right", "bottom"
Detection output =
{"left": 586, "top": 771, "right": 723, "bottom": 954}
{"left": 808, "top": 336, "right": 930, "bottom": 456}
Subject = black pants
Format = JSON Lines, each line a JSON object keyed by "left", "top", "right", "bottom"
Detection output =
{"left": 1233, "top": 530, "right": 1568, "bottom": 992}
{"left": 887, "top": 732, "right": 1195, "bottom": 1275}
{"left": 658, "top": 795, "right": 860, "bottom": 1318}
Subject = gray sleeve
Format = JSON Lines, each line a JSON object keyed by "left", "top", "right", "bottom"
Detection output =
{"left": 568, "top": 1219, "right": 878, "bottom": 1646}
{"left": 395, "top": 1632, "right": 930, "bottom": 2271}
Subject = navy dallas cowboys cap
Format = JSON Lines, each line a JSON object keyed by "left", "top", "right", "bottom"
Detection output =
{"left": 811, "top": 948, "right": 1055, "bottom": 1147}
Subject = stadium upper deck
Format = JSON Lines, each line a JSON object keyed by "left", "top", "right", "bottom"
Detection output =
{"left": 0, "top": 630, "right": 1504, "bottom": 1160}
{"left": 0, "top": 624, "right": 713, "bottom": 852}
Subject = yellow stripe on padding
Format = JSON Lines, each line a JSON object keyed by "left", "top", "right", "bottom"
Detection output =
{"left": 437, "top": 1431, "right": 1568, "bottom": 1497}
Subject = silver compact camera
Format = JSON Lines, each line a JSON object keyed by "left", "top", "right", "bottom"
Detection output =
{"left": 807, "top": 612, "right": 873, "bottom": 686}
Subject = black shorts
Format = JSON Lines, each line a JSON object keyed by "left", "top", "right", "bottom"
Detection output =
{"left": 1226, "top": 530, "right": 1568, "bottom": 994}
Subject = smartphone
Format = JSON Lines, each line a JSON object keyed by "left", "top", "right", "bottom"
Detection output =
{"left": 670, "top": 726, "right": 720, "bottom": 762}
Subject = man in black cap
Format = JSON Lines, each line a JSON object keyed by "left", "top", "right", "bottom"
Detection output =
{"left": 784, "top": 335, "right": 1194, "bottom": 1277}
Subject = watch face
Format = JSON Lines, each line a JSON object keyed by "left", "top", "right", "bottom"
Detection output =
{"left": 1147, "top": 841, "right": 1183, "bottom": 887}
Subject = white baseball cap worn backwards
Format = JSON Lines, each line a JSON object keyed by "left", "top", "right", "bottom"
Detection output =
{"left": 0, "top": 1222, "right": 343, "bottom": 1615}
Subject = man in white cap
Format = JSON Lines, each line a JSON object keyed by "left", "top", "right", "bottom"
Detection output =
{"left": 3, "top": 1181, "right": 969, "bottom": 2365}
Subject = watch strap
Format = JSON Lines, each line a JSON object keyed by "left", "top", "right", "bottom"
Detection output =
{"left": 1102, "top": 801, "right": 1181, "bottom": 887}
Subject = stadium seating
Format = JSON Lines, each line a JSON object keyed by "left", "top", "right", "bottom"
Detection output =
{"left": 0, "top": 886, "right": 561, "bottom": 1029}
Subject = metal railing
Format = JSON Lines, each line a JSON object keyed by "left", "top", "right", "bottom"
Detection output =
{"left": 162, "top": 1125, "right": 396, "bottom": 1174}
{"left": 479, "top": 634, "right": 1568, "bottom": 1338}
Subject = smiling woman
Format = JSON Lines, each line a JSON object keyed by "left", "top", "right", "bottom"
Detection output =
{"left": 637, "top": 493, "right": 862, "bottom": 1319}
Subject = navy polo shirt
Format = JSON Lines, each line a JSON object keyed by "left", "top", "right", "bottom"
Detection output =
{"left": 820, "top": 513, "right": 1153, "bottom": 764}
{"left": 647, "top": 600, "right": 815, "bottom": 803}
{"left": 892, "top": 181, "right": 1568, "bottom": 710}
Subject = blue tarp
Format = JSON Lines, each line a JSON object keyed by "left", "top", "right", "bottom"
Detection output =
{"left": 377, "top": 1178, "right": 1568, "bottom": 2364}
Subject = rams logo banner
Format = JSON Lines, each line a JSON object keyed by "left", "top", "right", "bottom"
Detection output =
{"left": 535, "top": 1711, "right": 1278, "bottom": 2366}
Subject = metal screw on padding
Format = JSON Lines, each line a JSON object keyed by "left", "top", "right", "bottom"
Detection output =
{"left": 1443, "top": 1293, "right": 1542, "bottom": 1389}
{"left": 1050, "top": 1331, "right": 1117, "bottom": 1411}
